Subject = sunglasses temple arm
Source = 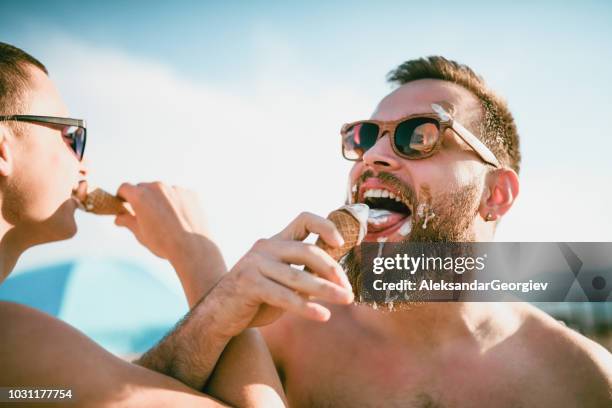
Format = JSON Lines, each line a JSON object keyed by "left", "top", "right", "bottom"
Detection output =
{"left": 451, "top": 121, "right": 501, "bottom": 168}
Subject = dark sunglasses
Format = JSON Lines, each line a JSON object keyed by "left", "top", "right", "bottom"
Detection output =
{"left": 341, "top": 103, "right": 500, "bottom": 168}
{"left": 0, "top": 115, "right": 87, "bottom": 161}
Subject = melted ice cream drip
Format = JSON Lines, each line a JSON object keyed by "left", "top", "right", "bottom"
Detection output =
{"left": 368, "top": 208, "right": 392, "bottom": 225}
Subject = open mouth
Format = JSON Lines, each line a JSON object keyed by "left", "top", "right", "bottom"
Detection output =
{"left": 357, "top": 181, "right": 413, "bottom": 242}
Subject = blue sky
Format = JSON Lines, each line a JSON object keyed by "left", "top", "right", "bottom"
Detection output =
{"left": 2, "top": 1, "right": 611, "bottom": 274}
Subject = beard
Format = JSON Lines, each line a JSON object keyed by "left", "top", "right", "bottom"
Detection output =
{"left": 342, "top": 180, "right": 482, "bottom": 309}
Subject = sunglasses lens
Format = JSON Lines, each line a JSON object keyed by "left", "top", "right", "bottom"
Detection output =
{"left": 342, "top": 122, "right": 379, "bottom": 160}
{"left": 63, "top": 126, "right": 86, "bottom": 160}
{"left": 394, "top": 118, "right": 440, "bottom": 158}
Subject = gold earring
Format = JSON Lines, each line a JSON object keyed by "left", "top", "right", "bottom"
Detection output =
{"left": 485, "top": 212, "right": 493, "bottom": 221}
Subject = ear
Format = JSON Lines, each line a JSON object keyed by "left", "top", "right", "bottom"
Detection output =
{"left": 0, "top": 129, "right": 14, "bottom": 177}
{"left": 479, "top": 168, "right": 519, "bottom": 222}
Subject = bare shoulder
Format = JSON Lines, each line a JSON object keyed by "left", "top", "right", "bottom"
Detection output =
{"left": 515, "top": 303, "right": 612, "bottom": 402}
{"left": 0, "top": 301, "right": 224, "bottom": 407}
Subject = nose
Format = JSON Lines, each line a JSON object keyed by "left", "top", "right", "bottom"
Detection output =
{"left": 362, "top": 131, "right": 401, "bottom": 171}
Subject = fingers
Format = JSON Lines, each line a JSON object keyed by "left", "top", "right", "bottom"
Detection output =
{"left": 252, "top": 276, "right": 331, "bottom": 322}
{"left": 274, "top": 212, "right": 344, "bottom": 248}
{"left": 257, "top": 257, "right": 353, "bottom": 304}
{"left": 116, "top": 182, "right": 140, "bottom": 205}
{"left": 116, "top": 181, "right": 174, "bottom": 206}
{"left": 114, "top": 213, "right": 138, "bottom": 232}
{"left": 252, "top": 239, "right": 352, "bottom": 290}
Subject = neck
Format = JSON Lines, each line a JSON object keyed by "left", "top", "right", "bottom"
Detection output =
{"left": 351, "top": 301, "right": 521, "bottom": 351}
{"left": 473, "top": 217, "right": 496, "bottom": 241}
{"left": 0, "top": 218, "right": 30, "bottom": 283}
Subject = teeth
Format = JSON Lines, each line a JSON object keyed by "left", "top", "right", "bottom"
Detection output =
{"left": 361, "top": 188, "right": 410, "bottom": 214}
{"left": 363, "top": 188, "right": 395, "bottom": 199}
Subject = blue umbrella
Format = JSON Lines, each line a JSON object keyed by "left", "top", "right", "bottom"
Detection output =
{"left": 0, "top": 259, "right": 188, "bottom": 356}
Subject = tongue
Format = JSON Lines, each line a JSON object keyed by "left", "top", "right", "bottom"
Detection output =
{"left": 367, "top": 208, "right": 407, "bottom": 232}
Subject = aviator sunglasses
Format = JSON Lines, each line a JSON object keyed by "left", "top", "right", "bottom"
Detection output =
{"left": 341, "top": 103, "right": 500, "bottom": 168}
{"left": 0, "top": 115, "right": 87, "bottom": 161}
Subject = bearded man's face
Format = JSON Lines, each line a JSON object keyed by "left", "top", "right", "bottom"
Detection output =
{"left": 343, "top": 79, "right": 491, "bottom": 302}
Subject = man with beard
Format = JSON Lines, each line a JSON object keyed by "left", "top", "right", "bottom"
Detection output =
{"left": 199, "top": 56, "right": 612, "bottom": 406}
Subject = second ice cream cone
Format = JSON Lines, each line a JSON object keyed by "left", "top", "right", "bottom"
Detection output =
{"left": 314, "top": 204, "right": 369, "bottom": 261}
{"left": 84, "top": 188, "right": 129, "bottom": 215}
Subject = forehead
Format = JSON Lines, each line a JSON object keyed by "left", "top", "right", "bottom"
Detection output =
{"left": 371, "top": 79, "right": 480, "bottom": 122}
{"left": 23, "top": 64, "right": 69, "bottom": 117}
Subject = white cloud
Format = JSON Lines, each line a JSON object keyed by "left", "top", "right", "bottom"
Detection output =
{"left": 16, "top": 36, "right": 612, "bottom": 278}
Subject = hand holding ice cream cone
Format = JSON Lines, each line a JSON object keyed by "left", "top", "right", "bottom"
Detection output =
{"left": 73, "top": 181, "right": 131, "bottom": 215}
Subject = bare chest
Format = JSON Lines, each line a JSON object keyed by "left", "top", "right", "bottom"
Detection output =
{"left": 279, "top": 322, "right": 562, "bottom": 408}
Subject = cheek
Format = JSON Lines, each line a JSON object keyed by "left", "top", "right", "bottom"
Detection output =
{"left": 410, "top": 157, "right": 480, "bottom": 194}
{"left": 348, "top": 163, "right": 363, "bottom": 185}
{"left": 13, "top": 135, "right": 78, "bottom": 219}
{"left": 445, "top": 161, "right": 483, "bottom": 189}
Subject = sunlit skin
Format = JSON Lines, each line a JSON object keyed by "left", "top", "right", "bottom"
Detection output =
{"left": 3, "top": 61, "right": 609, "bottom": 406}
{"left": 348, "top": 79, "right": 517, "bottom": 243}
{"left": 258, "top": 79, "right": 612, "bottom": 407}
{"left": 0, "top": 64, "right": 285, "bottom": 407}
{"left": 0, "top": 66, "right": 87, "bottom": 277}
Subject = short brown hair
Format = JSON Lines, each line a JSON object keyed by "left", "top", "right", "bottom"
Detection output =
{"left": 387, "top": 56, "right": 521, "bottom": 173}
{"left": 0, "top": 42, "right": 48, "bottom": 134}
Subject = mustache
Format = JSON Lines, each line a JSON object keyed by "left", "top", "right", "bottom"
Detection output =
{"left": 356, "top": 170, "right": 418, "bottom": 210}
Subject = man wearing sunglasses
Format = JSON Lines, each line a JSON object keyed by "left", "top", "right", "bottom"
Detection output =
{"left": 196, "top": 57, "right": 612, "bottom": 406}
{"left": 0, "top": 43, "right": 290, "bottom": 406}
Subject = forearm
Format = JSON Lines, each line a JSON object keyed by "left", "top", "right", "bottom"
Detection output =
{"left": 170, "top": 234, "right": 227, "bottom": 308}
{"left": 136, "top": 286, "right": 286, "bottom": 406}
{"left": 135, "top": 293, "right": 231, "bottom": 390}
{"left": 206, "top": 329, "right": 287, "bottom": 407}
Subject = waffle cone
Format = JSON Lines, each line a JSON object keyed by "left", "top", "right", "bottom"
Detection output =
{"left": 315, "top": 208, "right": 362, "bottom": 261}
{"left": 85, "top": 188, "right": 128, "bottom": 215}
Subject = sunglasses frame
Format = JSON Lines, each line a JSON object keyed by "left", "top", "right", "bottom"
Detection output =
{"left": 0, "top": 115, "right": 87, "bottom": 161}
{"left": 341, "top": 103, "right": 501, "bottom": 168}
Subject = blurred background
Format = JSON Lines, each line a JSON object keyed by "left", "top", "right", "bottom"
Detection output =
{"left": 1, "top": 0, "right": 611, "bottom": 355}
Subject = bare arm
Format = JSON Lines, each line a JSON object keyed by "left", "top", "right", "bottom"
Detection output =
{"left": 136, "top": 257, "right": 286, "bottom": 407}
{"left": 205, "top": 329, "right": 287, "bottom": 407}
{"left": 187, "top": 212, "right": 357, "bottom": 405}
{"left": 0, "top": 301, "right": 226, "bottom": 408}
{"left": 115, "top": 182, "right": 286, "bottom": 405}
{"left": 133, "top": 289, "right": 229, "bottom": 390}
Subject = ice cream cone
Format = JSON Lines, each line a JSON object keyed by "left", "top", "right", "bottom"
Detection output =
{"left": 315, "top": 204, "right": 369, "bottom": 261}
{"left": 84, "top": 188, "right": 128, "bottom": 215}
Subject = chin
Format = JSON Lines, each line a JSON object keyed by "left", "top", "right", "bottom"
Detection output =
{"left": 34, "top": 204, "right": 79, "bottom": 244}
{"left": 60, "top": 217, "right": 78, "bottom": 240}
{"left": 55, "top": 210, "right": 79, "bottom": 240}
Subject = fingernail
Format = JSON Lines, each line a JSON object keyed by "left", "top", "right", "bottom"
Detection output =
{"left": 336, "top": 285, "right": 353, "bottom": 301}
